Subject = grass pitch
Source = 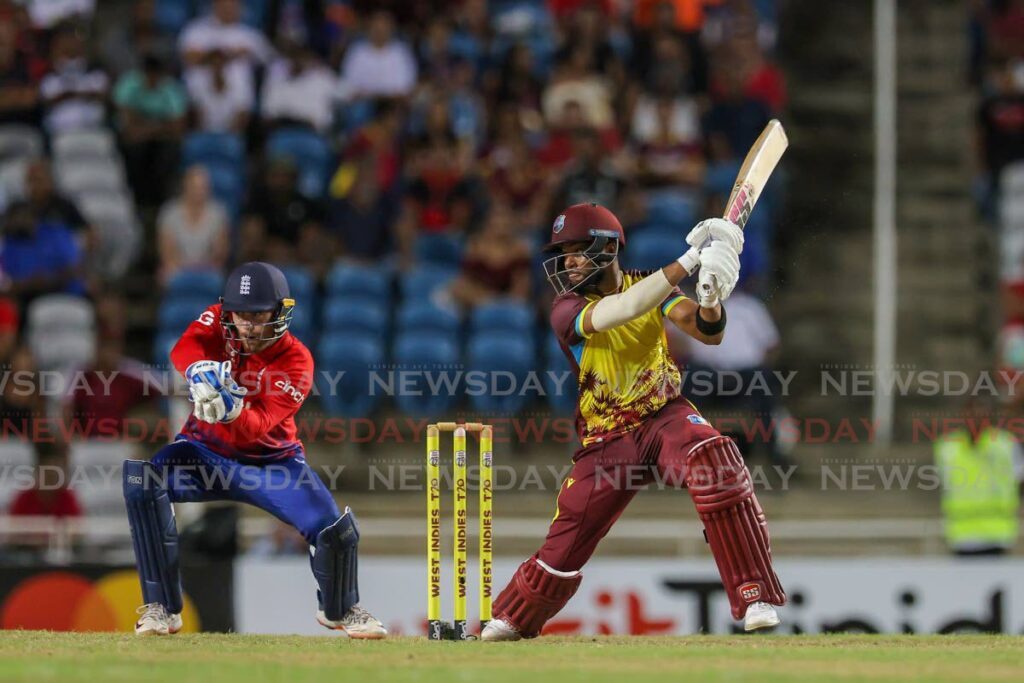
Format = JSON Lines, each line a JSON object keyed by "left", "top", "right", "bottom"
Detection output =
{"left": 0, "top": 632, "right": 1022, "bottom": 682}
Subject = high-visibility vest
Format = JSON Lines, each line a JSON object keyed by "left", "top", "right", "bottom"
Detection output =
{"left": 934, "top": 429, "right": 1019, "bottom": 548}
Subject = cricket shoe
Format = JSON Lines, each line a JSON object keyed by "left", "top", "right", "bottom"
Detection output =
{"left": 135, "top": 603, "right": 183, "bottom": 636}
{"left": 744, "top": 602, "right": 780, "bottom": 632}
{"left": 317, "top": 605, "right": 388, "bottom": 639}
{"left": 480, "top": 618, "right": 521, "bottom": 642}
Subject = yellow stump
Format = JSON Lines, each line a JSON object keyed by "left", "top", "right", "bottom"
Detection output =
{"left": 426, "top": 425, "right": 442, "bottom": 640}
{"left": 479, "top": 425, "right": 493, "bottom": 629}
{"left": 453, "top": 426, "right": 468, "bottom": 639}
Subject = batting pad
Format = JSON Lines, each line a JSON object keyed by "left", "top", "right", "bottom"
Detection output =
{"left": 313, "top": 507, "right": 360, "bottom": 621}
{"left": 123, "top": 459, "right": 184, "bottom": 614}
{"left": 492, "top": 556, "right": 582, "bottom": 637}
{"left": 685, "top": 437, "right": 786, "bottom": 619}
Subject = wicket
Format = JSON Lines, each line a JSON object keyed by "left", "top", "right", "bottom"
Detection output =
{"left": 426, "top": 422, "right": 493, "bottom": 640}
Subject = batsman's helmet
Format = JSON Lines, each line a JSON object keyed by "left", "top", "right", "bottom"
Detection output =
{"left": 541, "top": 203, "right": 625, "bottom": 295}
{"left": 220, "top": 262, "right": 295, "bottom": 355}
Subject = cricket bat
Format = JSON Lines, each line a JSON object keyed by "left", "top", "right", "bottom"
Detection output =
{"left": 696, "top": 119, "right": 788, "bottom": 298}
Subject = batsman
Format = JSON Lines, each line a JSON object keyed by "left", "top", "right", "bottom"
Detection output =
{"left": 482, "top": 204, "right": 786, "bottom": 641}
{"left": 123, "top": 262, "right": 386, "bottom": 638}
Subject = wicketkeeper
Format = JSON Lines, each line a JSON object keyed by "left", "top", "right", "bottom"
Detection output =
{"left": 482, "top": 204, "right": 786, "bottom": 640}
{"left": 123, "top": 262, "right": 386, "bottom": 638}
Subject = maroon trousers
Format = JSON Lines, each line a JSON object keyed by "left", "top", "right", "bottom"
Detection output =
{"left": 492, "top": 398, "right": 786, "bottom": 635}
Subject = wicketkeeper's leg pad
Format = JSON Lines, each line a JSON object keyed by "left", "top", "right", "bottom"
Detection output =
{"left": 685, "top": 436, "right": 786, "bottom": 619}
{"left": 492, "top": 556, "right": 582, "bottom": 638}
{"left": 313, "top": 507, "right": 360, "bottom": 621}
{"left": 123, "top": 459, "right": 184, "bottom": 614}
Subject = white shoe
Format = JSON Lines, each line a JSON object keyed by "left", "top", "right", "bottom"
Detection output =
{"left": 744, "top": 601, "right": 780, "bottom": 632}
{"left": 481, "top": 618, "right": 521, "bottom": 642}
{"left": 317, "top": 605, "right": 387, "bottom": 640}
{"left": 134, "top": 603, "right": 182, "bottom": 636}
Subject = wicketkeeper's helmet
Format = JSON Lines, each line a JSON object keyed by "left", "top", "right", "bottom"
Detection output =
{"left": 220, "top": 261, "right": 295, "bottom": 355}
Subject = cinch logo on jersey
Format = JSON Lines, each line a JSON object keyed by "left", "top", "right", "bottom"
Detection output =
{"left": 740, "top": 583, "right": 762, "bottom": 602}
{"left": 274, "top": 379, "right": 304, "bottom": 403}
{"left": 240, "top": 275, "right": 251, "bottom": 295}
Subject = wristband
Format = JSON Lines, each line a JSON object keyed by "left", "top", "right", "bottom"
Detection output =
{"left": 677, "top": 248, "right": 700, "bottom": 274}
{"left": 695, "top": 304, "right": 727, "bottom": 336}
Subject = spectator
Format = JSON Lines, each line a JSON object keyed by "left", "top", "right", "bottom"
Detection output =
{"left": 331, "top": 98, "right": 403, "bottom": 199}
{"left": 676, "top": 287, "right": 789, "bottom": 465}
{"left": 978, "top": 58, "right": 1024, "bottom": 183}
{"left": 726, "top": 33, "right": 786, "bottom": 113}
{"left": 8, "top": 438, "right": 82, "bottom": 519}
{"left": 157, "top": 166, "right": 230, "bottom": 283}
{"left": 39, "top": 22, "right": 109, "bottom": 135}
{"left": 448, "top": 203, "right": 532, "bottom": 309}
{"left": 239, "top": 156, "right": 330, "bottom": 273}
{"left": 484, "top": 108, "right": 549, "bottom": 227}
{"left": 0, "top": 16, "right": 44, "bottom": 126}
{"left": 266, "top": 0, "right": 329, "bottom": 57}
{"left": 988, "top": 0, "right": 1024, "bottom": 61}
{"left": 395, "top": 133, "right": 485, "bottom": 265}
{"left": 703, "top": 54, "right": 771, "bottom": 162}
{"left": 631, "top": 5, "right": 708, "bottom": 97}
{"left": 114, "top": 53, "right": 187, "bottom": 208}
{"left": 0, "top": 202, "right": 85, "bottom": 303}
{"left": 261, "top": 42, "right": 338, "bottom": 134}
{"left": 542, "top": 46, "right": 614, "bottom": 130}
{"left": 630, "top": 95, "right": 704, "bottom": 190}
{"left": 339, "top": 9, "right": 417, "bottom": 100}
{"left": 64, "top": 296, "right": 154, "bottom": 438}
{"left": 933, "top": 398, "right": 1024, "bottom": 556}
{"left": 0, "top": 293, "right": 17, "bottom": 365}
{"left": 185, "top": 48, "right": 253, "bottom": 133}
{"left": 179, "top": 0, "right": 273, "bottom": 73}
{"left": 21, "top": 0, "right": 93, "bottom": 29}
{"left": 552, "top": 126, "right": 625, "bottom": 211}
{"left": 327, "top": 159, "right": 395, "bottom": 262}
{"left": 492, "top": 42, "right": 543, "bottom": 116}
{"left": 20, "top": 159, "right": 93, "bottom": 245}
{"left": 0, "top": 346, "right": 44, "bottom": 438}
{"left": 553, "top": 4, "right": 624, "bottom": 89}
{"left": 98, "top": 0, "right": 176, "bottom": 77}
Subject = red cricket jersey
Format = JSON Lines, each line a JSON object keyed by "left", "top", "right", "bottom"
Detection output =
{"left": 169, "top": 303, "right": 313, "bottom": 461}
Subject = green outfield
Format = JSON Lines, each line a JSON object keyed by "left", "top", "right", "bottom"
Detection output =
{"left": 0, "top": 632, "right": 1022, "bottom": 682}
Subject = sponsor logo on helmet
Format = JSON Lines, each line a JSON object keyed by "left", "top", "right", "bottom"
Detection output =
{"left": 240, "top": 275, "right": 251, "bottom": 295}
{"left": 688, "top": 414, "right": 709, "bottom": 426}
{"left": 553, "top": 214, "right": 565, "bottom": 234}
{"left": 740, "top": 582, "right": 761, "bottom": 602}
{"left": 274, "top": 379, "right": 305, "bottom": 403}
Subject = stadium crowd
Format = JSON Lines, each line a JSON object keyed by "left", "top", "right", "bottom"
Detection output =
{"left": 0, "top": 0, "right": 787, "bottom": 520}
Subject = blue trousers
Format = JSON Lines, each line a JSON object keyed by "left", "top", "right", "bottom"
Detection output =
{"left": 151, "top": 438, "right": 340, "bottom": 545}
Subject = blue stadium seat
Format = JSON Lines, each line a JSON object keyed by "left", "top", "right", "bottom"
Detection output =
{"left": 317, "top": 332, "right": 385, "bottom": 417}
{"left": 646, "top": 191, "right": 696, "bottom": 230}
{"left": 395, "top": 300, "right": 460, "bottom": 338}
{"left": 322, "top": 297, "right": 389, "bottom": 339}
{"left": 152, "top": 331, "right": 179, "bottom": 365}
{"left": 288, "top": 304, "right": 314, "bottom": 345}
{"left": 325, "top": 263, "right": 391, "bottom": 303}
{"left": 158, "top": 298, "right": 209, "bottom": 333}
{"left": 392, "top": 332, "right": 460, "bottom": 418}
{"left": 470, "top": 299, "right": 534, "bottom": 335}
{"left": 706, "top": 160, "right": 742, "bottom": 196}
{"left": 466, "top": 331, "right": 536, "bottom": 414}
{"left": 267, "top": 128, "right": 332, "bottom": 198}
{"left": 201, "top": 161, "right": 244, "bottom": 217}
{"left": 545, "top": 334, "right": 577, "bottom": 414}
{"left": 400, "top": 265, "right": 458, "bottom": 302}
{"left": 621, "top": 233, "right": 679, "bottom": 272}
{"left": 183, "top": 132, "right": 244, "bottom": 169}
{"left": 279, "top": 265, "right": 316, "bottom": 304}
{"left": 166, "top": 269, "right": 224, "bottom": 300}
{"left": 415, "top": 233, "right": 464, "bottom": 268}
{"left": 155, "top": 0, "right": 193, "bottom": 33}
